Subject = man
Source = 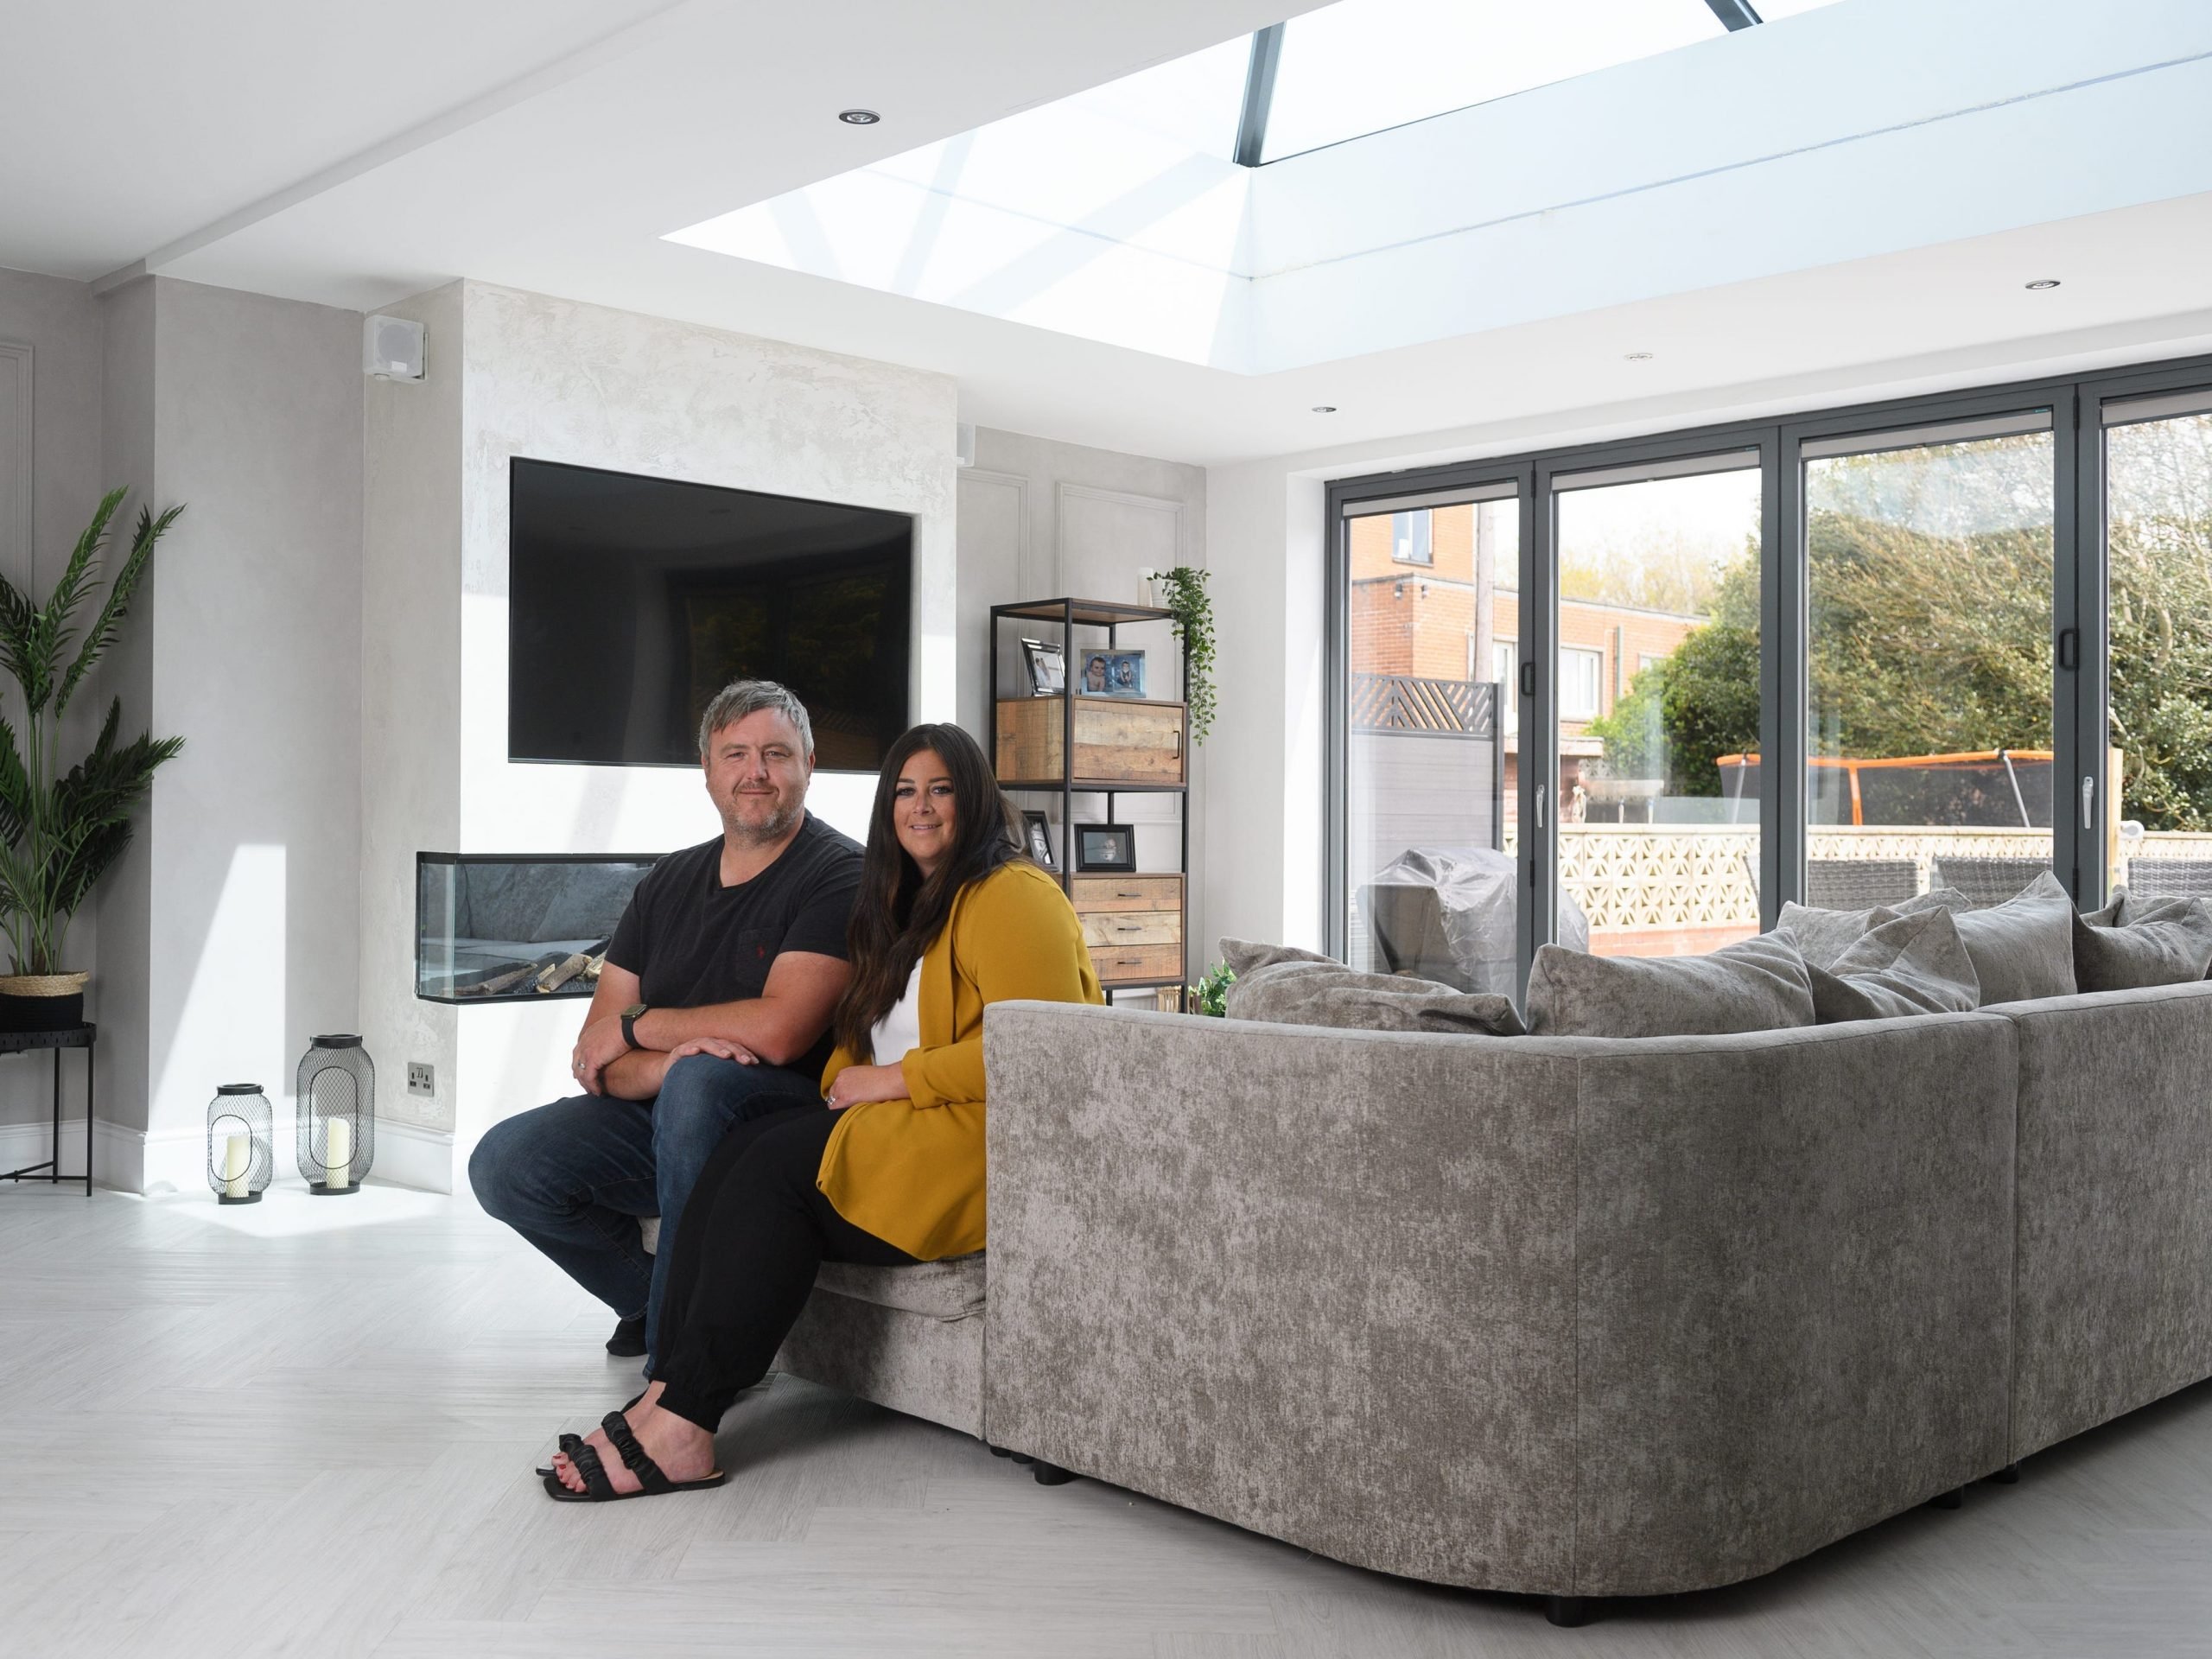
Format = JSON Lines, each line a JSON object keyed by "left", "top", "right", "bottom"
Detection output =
{"left": 470, "top": 680, "right": 861, "bottom": 1363}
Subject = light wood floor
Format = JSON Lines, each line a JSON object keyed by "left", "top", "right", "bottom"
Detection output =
{"left": 7, "top": 1181, "right": 2212, "bottom": 1657}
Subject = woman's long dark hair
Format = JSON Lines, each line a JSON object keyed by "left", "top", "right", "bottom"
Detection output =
{"left": 833, "top": 722, "right": 1026, "bottom": 1058}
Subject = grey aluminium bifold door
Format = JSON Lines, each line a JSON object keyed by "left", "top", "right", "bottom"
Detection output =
{"left": 1326, "top": 348, "right": 2212, "bottom": 997}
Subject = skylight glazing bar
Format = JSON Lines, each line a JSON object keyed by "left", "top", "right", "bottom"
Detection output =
{"left": 1703, "top": 0, "right": 1764, "bottom": 28}
{"left": 1233, "top": 23, "right": 1284, "bottom": 168}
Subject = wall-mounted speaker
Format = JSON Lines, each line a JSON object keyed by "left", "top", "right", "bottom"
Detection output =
{"left": 956, "top": 422, "right": 976, "bottom": 468}
{"left": 364, "top": 315, "right": 427, "bottom": 381}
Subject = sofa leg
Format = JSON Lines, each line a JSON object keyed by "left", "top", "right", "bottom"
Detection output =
{"left": 1031, "top": 1460, "right": 1074, "bottom": 1486}
{"left": 987, "top": 1444, "right": 1014, "bottom": 1459}
{"left": 1989, "top": 1463, "right": 2020, "bottom": 1484}
{"left": 1544, "top": 1596, "right": 1590, "bottom": 1628}
{"left": 1928, "top": 1486, "right": 1964, "bottom": 1510}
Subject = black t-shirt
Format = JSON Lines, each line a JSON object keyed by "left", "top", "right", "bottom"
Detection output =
{"left": 605, "top": 814, "right": 863, "bottom": 1077}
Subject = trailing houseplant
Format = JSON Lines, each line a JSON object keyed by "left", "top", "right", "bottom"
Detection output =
{"left": 1185, "top": 959, "right": 1234, "bottom": 1017}
{"left": 0, "top": 488, "right": 183, "bottom": 1027}
{"left": 1143, "top": 565, "right": 1217, "bottom": 743}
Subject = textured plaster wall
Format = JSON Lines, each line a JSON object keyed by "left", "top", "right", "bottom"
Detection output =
{"left": 372, "top": 283, "right": 959, "bottom": 1159}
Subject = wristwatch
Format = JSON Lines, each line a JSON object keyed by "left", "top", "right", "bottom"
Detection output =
{"left": 620, "top": 1003, "right": 649, "bottom": 1050}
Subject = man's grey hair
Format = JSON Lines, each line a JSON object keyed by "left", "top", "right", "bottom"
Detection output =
{"left": 697, "top": 679, "right": 814, "bottom": 759}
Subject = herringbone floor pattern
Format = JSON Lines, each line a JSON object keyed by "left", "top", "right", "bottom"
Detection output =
{"left": 5, "top": 1181, "right": 2210, "bottom": 1656}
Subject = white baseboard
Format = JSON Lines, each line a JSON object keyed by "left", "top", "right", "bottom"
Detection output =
{"left": 0, "top": 1116, "right": 149, "bottom": 1192}
{"left": 0, "top": 1114, "right": 454, "bottom": 1197}
{"left": 372, "top": 1118, "right": 454, "bottom": 1193}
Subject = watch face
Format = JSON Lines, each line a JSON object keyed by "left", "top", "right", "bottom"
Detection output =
{"left": 622, "top": 1003, "right": 647, "bottom": 1019}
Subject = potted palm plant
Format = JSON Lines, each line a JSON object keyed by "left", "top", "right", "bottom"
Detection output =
{"left": 0, "top": 488, "right": 182, "bottom": 1030}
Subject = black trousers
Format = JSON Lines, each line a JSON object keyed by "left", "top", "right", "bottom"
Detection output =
{"left": 652, "top": 1101, "right": 918, "bottom": 1433}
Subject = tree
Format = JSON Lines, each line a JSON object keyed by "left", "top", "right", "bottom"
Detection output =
{"left": 1586, "top": 424, "right": 2212, "bottom": 828}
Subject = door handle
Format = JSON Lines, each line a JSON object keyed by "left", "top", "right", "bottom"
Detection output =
{"left": 2082, "top": 774, "right": 2096, "bottom": 831}
{"left": 1535, "top": 785, "right": 1548, "bottom": 830}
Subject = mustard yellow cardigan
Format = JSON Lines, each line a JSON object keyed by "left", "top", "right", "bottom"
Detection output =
{"left": 817, "top": 859, "right": 1103, "bottom": 1259}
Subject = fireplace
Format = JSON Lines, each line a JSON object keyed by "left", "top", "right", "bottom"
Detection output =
{"left": 416, "top": 852, "right": 660, "bottom": 1003}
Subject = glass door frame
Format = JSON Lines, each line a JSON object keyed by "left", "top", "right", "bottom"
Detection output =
{"left": 1324, "top": 467, "right": 1533, "bottom": 969}
{"left": 1536, "top": 435, "right": 1779, "bottom": 977}
{"left": 1778, "top": 385, "right": 2084, "bottom": 906}
{"left": 2073, "top": 357, "right": 2212, "bottom": 907}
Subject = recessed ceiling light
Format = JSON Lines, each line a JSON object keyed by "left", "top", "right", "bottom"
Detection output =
{"left": 1624, "top": 351, "right": 1655, "bottom": 361}
{"left": 1311, "top": 404, "right": 1338, "bottom": 413}
{"left": 2025, "top": 279, "right": 2061, "bottom": 290}
{"left": 838, "top": 108, "right": 881, "bottom": 125}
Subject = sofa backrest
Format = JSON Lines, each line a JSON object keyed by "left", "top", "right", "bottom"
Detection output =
{"left": 982, "top": 1001, "right": 2020, "bottom": 1599}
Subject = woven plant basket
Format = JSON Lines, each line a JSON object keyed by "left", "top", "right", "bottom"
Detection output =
{"left": 0, "top": 972, "right": 88, "bottom": 997}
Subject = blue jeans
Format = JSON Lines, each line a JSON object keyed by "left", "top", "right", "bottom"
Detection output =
{"left": 468, "top": 1054, "right": 822, "bottom": 1369}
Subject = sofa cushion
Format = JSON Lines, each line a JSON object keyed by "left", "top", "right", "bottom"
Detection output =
{"left": 1877, "top": 869, "right": 2075, "bottom": 1006}
{"left": 2080, "top": 885, "right": 2126, "bottom": 927}
{"left": 812, "top": 1252, "right": 986, "bottom": 1321}
{"left": 1774, "top": 887, "right": 1967, "bottom": 971}
{"left": 1805, "top": 906, "right": 1980, "bottom": 1023}
{"left": 2071, "top": 897, "right": 2212, "bottom": 992}
{"left": 1523, "top": 933, "right": 1815, "bottom": 1038}
{"left": 1218, "top": 938, "right": 1525, "bottom": 1036}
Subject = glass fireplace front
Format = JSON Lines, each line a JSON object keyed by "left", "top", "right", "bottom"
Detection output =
{"left": 416, "top": 853, "right": 661, "bottom": 1004}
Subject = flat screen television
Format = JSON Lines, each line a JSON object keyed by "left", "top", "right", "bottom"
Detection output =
{"left": 508, "top": 458, "right": 912, "bottom": 770}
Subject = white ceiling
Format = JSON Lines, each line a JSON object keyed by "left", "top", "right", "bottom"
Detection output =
{"left": 0, "top": 0, "right": 680, "bottom": 277}
{"left": 10, "top": 0, "right": 2212, "bottom": 471}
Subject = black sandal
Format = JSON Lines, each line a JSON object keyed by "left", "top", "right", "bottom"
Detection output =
{"left": 540, "top": 1410, "right": 727, "bottom": 1503}
{"left": 537, "top": 1391, "right": 647, "bottom": 1478}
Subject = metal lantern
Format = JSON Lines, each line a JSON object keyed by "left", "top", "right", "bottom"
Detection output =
{"left": 296, "top": 1034, "right": 375, "bottom": 1195}
{"left": 206, "top": 1084, "right": 273, "bottom": 1205}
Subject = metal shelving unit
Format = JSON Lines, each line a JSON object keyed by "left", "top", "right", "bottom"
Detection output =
{"left": 988, "top": 597, "right": 1190, "bottom": 1008}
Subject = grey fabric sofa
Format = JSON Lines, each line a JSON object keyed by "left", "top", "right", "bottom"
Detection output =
{"left": 772, "top": 1254, "right": 988, "bottom": 1438}
{"left": 979, "top": 1002, "right": 2018, "bottom": 1604}
{"left": 768, "top": 978, "right": 2212, "bottom": 1614}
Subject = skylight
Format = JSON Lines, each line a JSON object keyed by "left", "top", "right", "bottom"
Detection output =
{"left": 663, "top": 0, "right": 1871, "bottom": 371}
{"left": 1255, "top": 0, "right": 1728, "bottom": 163}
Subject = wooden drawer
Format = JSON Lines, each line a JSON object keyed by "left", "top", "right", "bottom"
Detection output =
{"left": 1079, "top": 908, "right": 1181, "bottom": 950}
{"left": 996, "top": 696, "right": 1185, "bottom": 785}
{"left": 1089, "top": 941, "right": 1185, "bottom": 983}
{"left": 1071, "top": 874, "right": 1184, "bottom": 912}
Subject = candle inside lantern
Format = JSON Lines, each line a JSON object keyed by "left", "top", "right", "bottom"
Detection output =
{"left": 221, "top": 1132, "right": 250, "bottom": 1198}
{"left": 324, "top": 1116, "right": 352, "bottom": 1191}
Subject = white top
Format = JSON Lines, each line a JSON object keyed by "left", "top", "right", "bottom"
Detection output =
{"left": 871, "top": 962, "right": 923, "bottom": 1069}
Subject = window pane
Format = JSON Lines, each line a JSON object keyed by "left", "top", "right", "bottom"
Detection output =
{"left": 1391, "top": 511, "right": 1433, "bottom": 564}
{"left": 1344, "top": 497, "right": 1519, "bottom": 990}
{"left": 1554, "top": 464, "right": 1762, "bottom": 957}
{"left": 1805, "top": 423, "right": 2055, "bottom": 906}
{"left": 2107, "top": 406, "right": 2212, "bottom": 893}
{"left": 1261, "top": 0, "right": 1725, "bottom": 163}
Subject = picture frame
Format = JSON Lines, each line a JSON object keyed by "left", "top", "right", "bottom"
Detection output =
{"left": 1021, "top": 810, "right": 1056, "bottom": 870}
{"left": 1077, "top": 648, "right": 1147, "bottom": 699}
{"left": 1074, "top": 822, "right": 1137, "bottom": 873}
{"left": 1020, "top": 637, "right": 1065, "bottom": 696}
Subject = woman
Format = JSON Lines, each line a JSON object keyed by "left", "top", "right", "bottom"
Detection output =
{"left": 545, "top": 722, "right": 1103, "bottom": 1501}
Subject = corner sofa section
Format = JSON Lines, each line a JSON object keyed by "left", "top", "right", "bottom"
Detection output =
{"left": 2003, "top": 980, "right": 2212, "bottom": 1462}
{"left": 979, "top": 1003, "right": 2018, "bottom": 1599}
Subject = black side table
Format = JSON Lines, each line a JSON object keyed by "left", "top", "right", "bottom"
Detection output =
{"left": 0, "top": 1024, "right": 96, "bottom": 1196}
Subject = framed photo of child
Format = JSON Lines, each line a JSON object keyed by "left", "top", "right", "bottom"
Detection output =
{"left": 1078, "top": 649, "right": 1147, "bottom": 698}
